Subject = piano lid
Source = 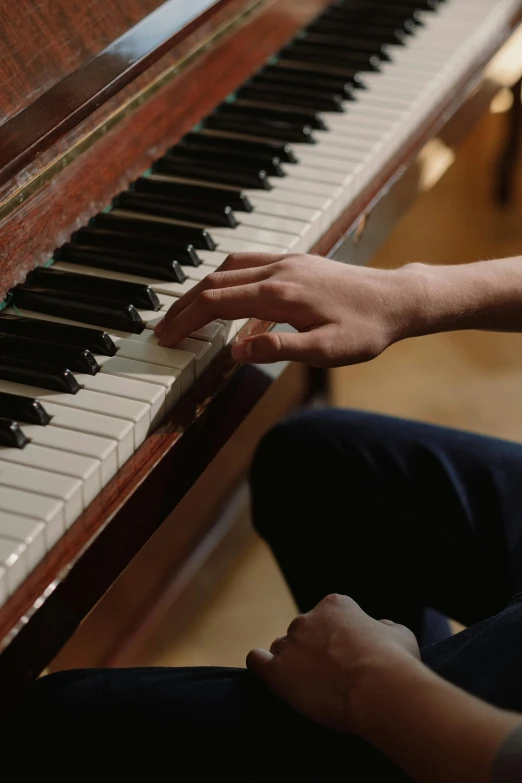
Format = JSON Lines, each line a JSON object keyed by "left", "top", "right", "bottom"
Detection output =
{"left": 0, "top": 0, "right": 252, "bottom": 187}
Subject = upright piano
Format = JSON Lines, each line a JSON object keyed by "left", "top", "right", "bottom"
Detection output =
{"left": 0, "top": 0, "right": 521, "bottom": 710}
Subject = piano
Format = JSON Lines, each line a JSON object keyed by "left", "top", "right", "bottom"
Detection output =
{"left": 0, "top": 0, "right": 521, "bottom": 709}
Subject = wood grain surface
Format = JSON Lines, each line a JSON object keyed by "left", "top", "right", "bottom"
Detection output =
{"left": 0, "top": 0, "right": 164, "bottom": 123}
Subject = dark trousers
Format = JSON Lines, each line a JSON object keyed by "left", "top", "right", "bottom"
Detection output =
{"left": 10, "top": 410, "right": 522, "bottom": 775}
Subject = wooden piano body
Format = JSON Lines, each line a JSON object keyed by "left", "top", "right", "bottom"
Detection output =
{"left": 0, "top": 0, "right": 521, "bottom": 710}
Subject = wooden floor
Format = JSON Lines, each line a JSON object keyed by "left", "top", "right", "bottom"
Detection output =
{"left": 132, "top": 102, "right": 522, "bottom": 670}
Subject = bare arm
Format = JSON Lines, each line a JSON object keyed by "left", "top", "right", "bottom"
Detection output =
{"left": 350, "top": 654, "right": 522, "bottom": 783}
{"left": 155, "top": 253, "right": 522, "bottom": 365}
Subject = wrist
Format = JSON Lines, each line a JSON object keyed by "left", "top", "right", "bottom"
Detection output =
{"left": 347, "top": 651, "right": 431, "bottom": 738}
{"left": 395, "top": 260, "right": 509, "bottom": 341}
{"left": 391, "top": 262, "right": 459, "bottom": 341}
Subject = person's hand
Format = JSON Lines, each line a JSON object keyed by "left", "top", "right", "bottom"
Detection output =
{"left": 247, "top": 594, "right": 420, "bottom": 734}
{"left": 154, "top": 253, "right": 425, "bottom": 366}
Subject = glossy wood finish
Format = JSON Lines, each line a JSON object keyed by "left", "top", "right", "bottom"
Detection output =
{"left": 0, "top": 0, "right": 327, "bottom": 297}
{"left": 0, "top": 0, "right": 238, "bottom": 184}
{"left": 0, "top": 0, "right": 164, "bottom": 124}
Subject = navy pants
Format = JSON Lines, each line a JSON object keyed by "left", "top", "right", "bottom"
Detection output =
{"left": 11, "top": 410, "right": 522, "bottom": 775}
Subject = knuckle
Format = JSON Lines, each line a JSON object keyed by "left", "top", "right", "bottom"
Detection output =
{"left": 287, "top": 614, "right": 307, "bottom": 636}
{"left": 206, "top": 271, "right": 226, "bottom": 289}
{"left": 323, "top": 593, "right": 345, "bottom": 608}
{"left": 222, "top": 253, "right": 239, "bottom": 270}
{"left": 198, "top": 288, "right": 218, "bottom": 306}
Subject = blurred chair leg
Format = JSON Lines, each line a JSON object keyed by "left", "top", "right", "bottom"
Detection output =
{"left": 495, "top": 77, "right": 522, "bottom": 207}
{"left": 306, "top": 367, "right": 330, "bottom": 402}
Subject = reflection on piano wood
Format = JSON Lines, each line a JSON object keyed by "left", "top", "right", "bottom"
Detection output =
{"left": 0, "top": 0, "right": 521, "bottom": 709}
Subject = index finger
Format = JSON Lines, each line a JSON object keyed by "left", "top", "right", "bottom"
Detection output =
{"left": 155, "top": 254, "right": 285, "bottom": 337}
{"left": 157, "top": 283, "right": 264, "bottom": 347}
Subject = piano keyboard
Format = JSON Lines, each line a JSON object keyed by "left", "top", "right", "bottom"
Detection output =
{"left": 0, "top": 0, "right": 518, "bottom": 605}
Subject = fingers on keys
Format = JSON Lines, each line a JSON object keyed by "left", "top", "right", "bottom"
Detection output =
{"left": 155, "top": 252, "right": 286, "bottom": 346}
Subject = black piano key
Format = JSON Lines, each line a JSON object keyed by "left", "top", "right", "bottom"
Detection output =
{"left": 11, "top": 286, "right": 145, "bottom": 334}
{"left": 0, "top": 314, "right": 117, "bottom": 357}
{"left": 325, "top": 4, "right": 420, "bottom": 23}
{"left": 27, "top": 267, "right": 161, "bottom": 311}
{"left": 0, "top": 356, "right": 80, "bottom": 394}
{"left": 277, "top": 58, "right": 369, "bottom": 80}
{"left": 0, "top": 391, "right": 51, "bottom": 425}
{"left": 322, "top": 8, "right": 417, "bottom": 31}
{"left": 91, "top": 213, "right": 217, "bottom": 252}
{"left": 133, "top": 177, "right": 254, "bottom": 212}
{"left": 310, "top": 22, "right": 408, "bottom": 45}
{"left": 205, "top": 113, "right": 316, "bottom": 144}
{"left": 308, "top": 16, "right": 407, "bottom": 42}
{"left": 256, "top": 65, "right": 359, "bottom": 97}
{"left": 0, "top": 419, "right": 29, "bottom": 449}
{"left": 57, "top": 244, "right": 187, "bottom": 283}
{"left": 74, "top": 228, "right": 201, "bottom": 267}
{"left": 0, "top": 333, "right": 99, "bottom": 375}
{"left": 182, "top": 133, "right": 299, "bottom": 163}
{"left": 280, "top": 46, "right": 382, "bottom": 72}
{"left": 327, "top": 3, "right": 424, "bottom": 23}
{"left": 237, "top": 84, "right": 345, "bottom": 113}
{"left": 114, "top": 191, "right": 238, "bottom": 228}
{"left": 216, "top": 101, "right": 328, "bottom": 131}
{"left": 155, "top": 155, "right": 272, "bottom": 190}
{"left": 92, "top": 212, "right": 216, "bottom": 252}
{"left": 300, "top": 33, "right": 393, "bottom": 60}
{"left": 170, "top": 143, "right": 286, "bottom": 177}
{"left": 272, "top": 61, "right": 366, "bottom": 88}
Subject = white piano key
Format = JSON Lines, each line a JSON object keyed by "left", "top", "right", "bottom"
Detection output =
{"left": 0, "top": 505, "right": 47, "bottom": 570}
{"left": 212, "top": 224, "right": 303, "bottom": 252}
{"left": 277, "top": 163, "right": 353, "bottom": 187}
{"left": 137, "top": 292, "right": 187, "bottom": 329}
{"left": 188, "top": 322, "right": 225, "bottom": 356}
{"left": 248, "top": 196, "right": 322, "bottom": 225}
{"left": 0, "top": 536, "right": 26, "bottom": 596}
{"left": 97, "top": 355, "right": 183, "bottom": 406}
{"left": 110, "top": 338, "right": 195, "bottom": 383}
{"left": 216, "top": 319, "right": 239, "bottom": 343}
{"left": 123, "top": 333, "right": 212, "bottom": 377}
{"left": 248, "top": 186, "right": 332, "bottom": 212}
{"left": 193, "top": 250, "right": 229, "bottom": 268}
{"left": 180, "top": 263, "right": 220, "bottom": 281}
{"left": 0, "top": 461, "right": 82, "bottom": 532}
{"left": 0, "top": 441, "right": 100, "bottom": 506}
{"left": 132, "top": 321, "right": 224, "bottom": 361}
{"left": 236, "top": 212, "right": 311, "bottom": 239}
{"left": 210, "top": 236, "right": 287, "bottom": 255}
{"left": 0, "top": 378, "right": 151, "bottom": 454}
{"left": 43, "top": 402, "right": 134, "bottom": 468}
{"left": 179, "top": 337, "right": 211, "bottom": 375}
{"left": 272, "top": 177, "right": 340, "bottom": 198}
{"left": 72, "top": 373, "right": 165, "bottom": 434}
{"left": 22, "top": 424, "right": 118, "bottom": 486}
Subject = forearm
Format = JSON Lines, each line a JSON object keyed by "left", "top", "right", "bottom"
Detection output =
{"left": 398, "top": 257, "right": 522, "bottom": 340}
{"left": 351, "top": 656, "right": 522, "bottom": 783}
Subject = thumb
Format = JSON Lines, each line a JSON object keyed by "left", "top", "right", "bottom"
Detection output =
{"left": 246, "top": 648, "right": 274, "bottom": 682}
{"left": 231, "top": 329, "right": 328, "bottom": 365}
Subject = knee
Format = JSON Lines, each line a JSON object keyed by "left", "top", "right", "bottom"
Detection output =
{"left": 249, "top": 409, "right": 376, "bottom": 540}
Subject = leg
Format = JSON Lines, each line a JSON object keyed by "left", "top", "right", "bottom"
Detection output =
{"left": 9, "top": 666, "right": 409, "bottom": 779}
{"left": 251, "top": 409, "right": 522, "bottom": 637}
